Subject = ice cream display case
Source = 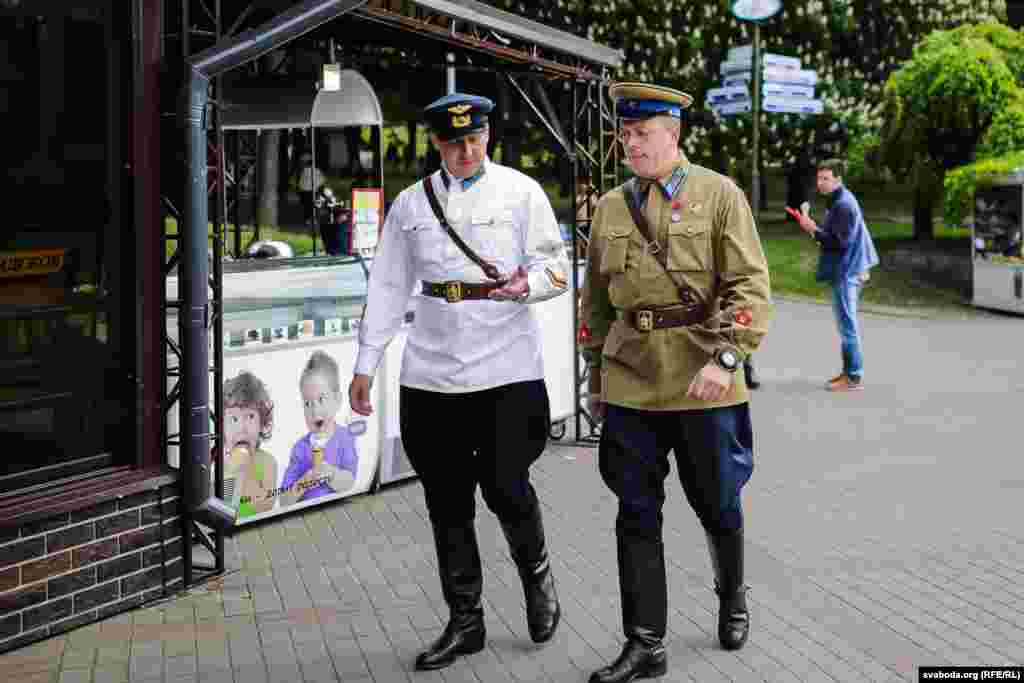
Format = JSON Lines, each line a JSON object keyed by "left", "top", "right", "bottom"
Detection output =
{"left": 167, "top": 253, "right": 580, "bottom": 521}
{"left": 973, "top": 177, "right": 1024, "bottom": 315}
{"left": 167, "top": 255, "right": 383, "bottom": 525}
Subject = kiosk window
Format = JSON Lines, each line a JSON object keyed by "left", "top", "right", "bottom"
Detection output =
{"left": 1, "top": 10, "right": 129, "bottom": 494}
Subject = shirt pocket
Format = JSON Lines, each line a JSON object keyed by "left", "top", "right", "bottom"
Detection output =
{"left": 473, "top": 211, "right": 520, "bottom": 265}
{"left": 667, "top": 221, "right": 712, "bottom": 271}
{"left": 599, "top": 227, "right": 633, "bottom": 275}
{"left": 400, "top": 221, "right": 447, "bottom": 265}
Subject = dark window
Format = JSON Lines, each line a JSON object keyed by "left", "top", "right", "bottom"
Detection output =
{"left": 0, "top": 6, "right": 132, "bottom": 494}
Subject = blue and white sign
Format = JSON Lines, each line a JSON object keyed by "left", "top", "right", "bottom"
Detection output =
{"left": 707, "top": 84, "right": 750, "bottom": 104}
{"left": 723, "top": 67, "right": 819, "bottom": 87}
{"left": 709, "top": 99, "right": 753, "bottom": 117}
{"left": 725, "top": 46, "right": 802, "bottom": 70}
{"left": 763, "top": 96, "right": 824, "bottom": 115}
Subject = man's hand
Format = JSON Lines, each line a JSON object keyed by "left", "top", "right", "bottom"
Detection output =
{"left": 686, "top": 362, "right": 734, "bottom": 402}
{"left": 488, "top": 266, "right": 530, "bottom": 301}
{"left": 349, "top": 374, "right": 374, "bottom": 416}
{"left": 796, "top": 213, "right": 817, "bottom": 236}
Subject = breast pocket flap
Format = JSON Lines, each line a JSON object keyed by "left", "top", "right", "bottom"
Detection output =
{"left": 667, "top": 221, "right": 711, "bottom": 271}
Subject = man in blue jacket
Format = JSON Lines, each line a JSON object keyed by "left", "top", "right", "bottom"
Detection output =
{"left": 791, "top": 159, "right": 879, "bottom": 391}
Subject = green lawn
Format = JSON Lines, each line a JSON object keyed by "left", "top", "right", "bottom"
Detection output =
{"left": 758, "top": 217, "right": 972, "bottom": 313}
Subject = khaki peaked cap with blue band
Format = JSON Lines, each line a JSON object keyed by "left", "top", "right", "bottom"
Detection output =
{"left": 609, "top": 82, "right": 694, "bottom": 120}
{"left": 423, "top": 93, "right": 494, "bottom": 142}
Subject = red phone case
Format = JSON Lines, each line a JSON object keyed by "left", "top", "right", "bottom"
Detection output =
{"left": 785, "top": 207, "right": 802, "bottom": 219}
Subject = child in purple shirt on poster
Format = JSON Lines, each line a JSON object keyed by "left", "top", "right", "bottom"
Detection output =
{"left": 280, "top": 350, "right": 359, "bottom": 506}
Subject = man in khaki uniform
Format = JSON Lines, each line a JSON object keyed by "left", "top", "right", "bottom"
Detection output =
{"left": 581, "top": 82, "right": 772, "bottom": 683}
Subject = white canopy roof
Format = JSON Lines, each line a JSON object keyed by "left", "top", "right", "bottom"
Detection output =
{"left": 221, "top": 69, "right": 383, "bottom": 131}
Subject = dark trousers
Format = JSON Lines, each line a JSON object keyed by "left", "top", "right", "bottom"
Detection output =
{"left": 598, "top": 403, "right": 754, "bottom": 639}
{"left": 400, "top": 380, "right": 551, "bottom": 614}
{"left": 401, "top": 380, "right": 551, "bottom": 527}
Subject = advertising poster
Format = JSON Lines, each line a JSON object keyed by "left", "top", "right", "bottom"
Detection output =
{"left": 221, "top": 336, "right": 379, "bottom": 525}
{"left": 349, "top": 188, "right": 382, "bottom": 256}
{"left": 376, "top": 322, "right": 416, "bottom": 485}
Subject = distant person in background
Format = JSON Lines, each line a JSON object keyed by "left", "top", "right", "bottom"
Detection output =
{"left": 743, "top": 356, "right": 760, "bottom": 389}
{"left": 789, "top": 158, "right": 879, "bottom": 392}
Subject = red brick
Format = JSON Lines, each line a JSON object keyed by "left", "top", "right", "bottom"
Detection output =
{"left": 21, "top": 552, "right": 70, "bottom": 584}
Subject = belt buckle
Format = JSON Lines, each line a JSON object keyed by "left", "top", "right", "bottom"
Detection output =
{"left": 444, "top": 281, "right": 463, "bottom": 303}
{"left": 636, "top": 309, "right": 654, "bottom": 332}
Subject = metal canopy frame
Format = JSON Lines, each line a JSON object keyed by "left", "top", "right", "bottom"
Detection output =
{"left": 161, "top": 0, "right": 621, "bottom": 587}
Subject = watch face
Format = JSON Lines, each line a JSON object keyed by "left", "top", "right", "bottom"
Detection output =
{"left": 719, "top": 350, "right": 738, "bottom": 369}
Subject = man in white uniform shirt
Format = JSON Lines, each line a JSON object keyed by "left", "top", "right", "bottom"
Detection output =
{"left": 348, "top": 92, "right": 569, "bottom": 671}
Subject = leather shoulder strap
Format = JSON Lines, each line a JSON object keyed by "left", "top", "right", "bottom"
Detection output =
{"left": 624, "top": 178, "right": 661, "bottom": 260}
{"left": 421, "top": 176, "right": 502, "bottom": 281}
{"left": 622, "top": 177, "right": 699, "bottom": 305}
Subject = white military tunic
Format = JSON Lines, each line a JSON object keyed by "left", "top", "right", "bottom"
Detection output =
{"left": 355, "top": 158, "right": 570, "bottom": 393}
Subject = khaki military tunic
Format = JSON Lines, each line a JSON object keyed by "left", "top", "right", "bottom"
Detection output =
{"left": 580, "top": 158, "right": 773, "bottom": 411}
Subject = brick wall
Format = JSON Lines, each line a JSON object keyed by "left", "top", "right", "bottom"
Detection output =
{"left": 0, "top": 485, "right": 184, "bottom": 653}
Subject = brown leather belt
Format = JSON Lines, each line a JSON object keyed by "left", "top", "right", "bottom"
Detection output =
{"left": 618, "top": 304, "right": 707, "bottom": 332}
{"left": 422, "top": 280, "right": 500, "bottom": 303}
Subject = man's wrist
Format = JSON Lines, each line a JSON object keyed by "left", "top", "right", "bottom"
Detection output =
{"left": 712, "top": 347, "right": 741, "bottom": 373}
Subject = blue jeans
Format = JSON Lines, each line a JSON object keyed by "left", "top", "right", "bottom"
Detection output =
{"left": 831, "top": 275, "right": 864, "bottom": 380}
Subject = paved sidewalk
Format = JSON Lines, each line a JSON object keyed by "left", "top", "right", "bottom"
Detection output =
{"left": 3, "top": 300, "right": 1023, "bottom": 682}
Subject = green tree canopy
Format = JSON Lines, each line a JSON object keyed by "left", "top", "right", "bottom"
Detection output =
{"left": 878, "top": 21, "right": 1024, "bottom": 232}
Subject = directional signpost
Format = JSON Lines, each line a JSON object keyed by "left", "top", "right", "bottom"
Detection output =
{"left": 712, "top": 0, "right": 821, "bottom": 224}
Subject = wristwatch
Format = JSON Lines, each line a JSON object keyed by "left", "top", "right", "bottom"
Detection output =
{"left": 714, "top": 348, "right": 740, "bottom": 373}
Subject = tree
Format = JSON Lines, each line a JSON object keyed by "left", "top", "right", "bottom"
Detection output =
{"left": 483, "top": 0, "right": 1007, "bottom": 211}
{"left": 880, "top": 22, "right": 1024, "bottom": 238}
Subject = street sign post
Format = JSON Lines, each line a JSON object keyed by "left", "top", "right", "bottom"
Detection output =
{"left": 729, "top": 0, "right": 783, "bottom": 225}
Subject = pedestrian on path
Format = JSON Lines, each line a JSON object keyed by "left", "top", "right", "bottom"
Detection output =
{"left": 348, "top": 92, "right": 570, "bottom": 671}
{"left": 579, "top": 82, "right": 773, "bottom": 683}
{"left": 788, "top": 159, "right": 879, "bottom": 391}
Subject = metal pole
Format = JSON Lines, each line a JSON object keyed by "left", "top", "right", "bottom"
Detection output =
{"left": 446, "top": 52, "right": 456, "bottom": 94}
{"left": 311, "top": 127, "right": 318, "bottom": 256}
{"left": 571, "top": 79, "right": 580, "bottom": 444}
{"left": 752, "top": 22, "right": 761, "bottom": 226}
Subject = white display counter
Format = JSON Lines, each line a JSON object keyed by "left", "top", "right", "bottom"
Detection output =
{"left": 167, "top": 255, "right": 581, "bottom": 520}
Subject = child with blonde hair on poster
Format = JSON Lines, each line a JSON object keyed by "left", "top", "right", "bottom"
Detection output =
{"left": 280, "top": 350, "right": 360, "bottom": 506}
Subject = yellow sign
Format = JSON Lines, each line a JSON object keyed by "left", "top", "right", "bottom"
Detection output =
{"left": 0, "top": 249, "right": 66, "bottom": 279}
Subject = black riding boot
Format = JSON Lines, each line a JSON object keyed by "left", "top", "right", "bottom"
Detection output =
{"left": 416, "top": 523, "right": 486, "bottom": 670}
{"left": 589, "top": 536, "right": 668, "bottom": 682}
{"left": 706, "top": 529, "right": 750, "bottom": 651}
{"left": 500, "top": 505, "right": 560, "bottom": 643}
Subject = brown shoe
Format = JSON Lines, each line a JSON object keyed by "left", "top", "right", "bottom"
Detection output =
{"left": 827, "top": 375, "right": 863, "bottom": 392}
{"left": 825, "top": 374, "right": 845, "bottom": 388}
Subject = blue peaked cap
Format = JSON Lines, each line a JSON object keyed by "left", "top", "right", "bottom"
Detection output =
{"left": 616, "top": 99, "right": 683, "bottom": 120}
{"left": 423, "top": 93, "right": 494, "bottom": 141}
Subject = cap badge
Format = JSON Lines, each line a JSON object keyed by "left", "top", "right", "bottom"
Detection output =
{"left": 452, "top": 114, "right": 471, "bottom": 128}
{"left": 448, "top": 104, "right": 473, "bottom": 114}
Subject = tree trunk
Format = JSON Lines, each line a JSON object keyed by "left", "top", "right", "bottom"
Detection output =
{"left": 504, "top": 133, "right": 523, "bottom": 171}
{"left": 912, "top": 185, "right": 934, "bottom": 241}
{"left": 784, "top": 156, "right": 815, "bottom": 222}
{"left": 405, "top": 120, "right": 417, "bottom": 172}
{"left": 256, "top": 129, "right": 281, "bottom": 229}
{"left": 255, "top": 52, "right": 286, "bottom": 230}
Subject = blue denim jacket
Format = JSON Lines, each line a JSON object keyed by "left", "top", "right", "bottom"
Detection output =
{"left": 815, "top": 186, "right": 879, "bottom": 283}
